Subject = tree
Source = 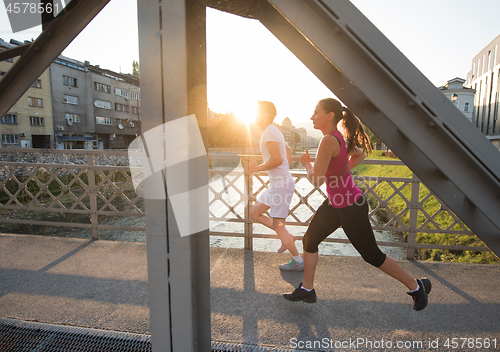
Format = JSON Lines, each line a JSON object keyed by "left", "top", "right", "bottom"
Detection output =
{"left": 132, "top": 60, "right": 140, "bottom": 77}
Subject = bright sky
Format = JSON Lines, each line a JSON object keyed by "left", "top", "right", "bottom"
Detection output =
{"left": 1, "top": 0, "right": 500, "bottom": 138}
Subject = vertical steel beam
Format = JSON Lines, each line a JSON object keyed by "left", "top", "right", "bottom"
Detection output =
{"left": 138, "top": 0, "right": 210, "bottom": 351}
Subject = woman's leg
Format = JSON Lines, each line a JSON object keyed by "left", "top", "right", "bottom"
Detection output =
{"left": 378, "top": 256, "right": 418, "bottom": 290}
{"left": 301, "top": 199, "right": 341, "bottom": 288}
{"left": 301, "top": 250, "right": 319, "bottom": 290}
{"left": 339, "top": 196, "right": 418, "bottom": 290}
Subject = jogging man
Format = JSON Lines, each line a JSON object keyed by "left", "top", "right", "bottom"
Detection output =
{"left": 249, "top": 101, "right": 303, "bottom": 271}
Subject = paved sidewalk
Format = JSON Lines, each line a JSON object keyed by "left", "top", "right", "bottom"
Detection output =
{"left": 1, "top": 233, "right": 499, "bottom": 351}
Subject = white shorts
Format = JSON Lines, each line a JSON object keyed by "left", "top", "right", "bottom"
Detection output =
{"left": 256, "top": 176, "right": 295, "bottom": 219}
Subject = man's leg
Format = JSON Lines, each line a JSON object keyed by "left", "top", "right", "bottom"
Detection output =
{"left": 273, "top": 218, "right": 299, "bottom": 257}
{"left": 249, "top": 202, "right": 273, "bottom": 228}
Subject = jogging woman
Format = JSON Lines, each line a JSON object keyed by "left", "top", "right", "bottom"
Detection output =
{"left": 283, "top": 98, "right": 431, "bottom": 310}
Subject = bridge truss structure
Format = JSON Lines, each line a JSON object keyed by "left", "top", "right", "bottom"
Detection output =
{"left": 0, "top": 0, "right": 499, "bottom": 351}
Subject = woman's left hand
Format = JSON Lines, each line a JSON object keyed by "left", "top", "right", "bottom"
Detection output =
{"left": 300, "top": 150, "right": 311, "bottom": 166}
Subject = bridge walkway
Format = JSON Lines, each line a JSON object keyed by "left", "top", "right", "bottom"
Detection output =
{"left": 1, "top": 234, "right": 499, "bottom": 351}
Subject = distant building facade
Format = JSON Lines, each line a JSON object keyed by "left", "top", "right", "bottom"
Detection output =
{"left": 439, "top": 77, "right": 475, "bottom": 123}
{"left": 51, "top": 58, "right": 141, "bottom": 150}
{"left": 50, "top": 55, "right": 94, "bottom": 149}
{"left": 1, "top": 37, "right": 141, "bottom": 150}
{"left": 277, "top": 117, "right": 318, "bottom": 149}
{"left": 86, "top": 65, "right": 141, "bottom": 150}
{"left": 1, "top": 38, "right": 54, "bottom": 148}
{"left": 466, "top": 34, "right": 500, "bottom": 145}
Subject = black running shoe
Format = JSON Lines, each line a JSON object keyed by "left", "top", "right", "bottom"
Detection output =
{"left": 408, "top": 278, "right": 432, "bottom": 311}
{"left": 283, "top": 283, "right": 317, "bottom": 303}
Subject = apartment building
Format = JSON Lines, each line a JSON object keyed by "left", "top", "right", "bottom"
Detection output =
{"left": 439, "top": 77, "right": 476, "bottom": 123}
{"left": 50, "top": 55, "right": 94, "bottom": 149}
{"left": 86, "top": 64, "right": 140, "bottom": 150}
{"left": 0, "top": 38, "right": 54, "bottom": 148}
{"left": 466, "top": 34, "right": 500, "bottom": 144}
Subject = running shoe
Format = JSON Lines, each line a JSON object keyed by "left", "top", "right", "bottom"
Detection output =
{"left": 279, "top": 258, "right": 304, "bottom": 271}
{"left": 407, "top": 278, "right": 432, "bottom": 311}
{"left": 283, "top": 283, "right": 317, "bottom": 303}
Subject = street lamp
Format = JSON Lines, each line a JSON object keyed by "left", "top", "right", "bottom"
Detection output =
{"left": 451, "top": 93, "right": 458, "bottom": 102}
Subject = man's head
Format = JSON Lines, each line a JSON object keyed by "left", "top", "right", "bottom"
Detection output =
{"left": 256, "top": 101, "right": 277, "bottom": 129}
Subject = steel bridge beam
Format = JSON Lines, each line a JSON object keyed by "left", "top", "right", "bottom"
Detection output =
{"left": 138, "top": 0, "right": 210, "bottom": 351}
{"left": 240, "top": 0, "right": 500, "bottom": 255}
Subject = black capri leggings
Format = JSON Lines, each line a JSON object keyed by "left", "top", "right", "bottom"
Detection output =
{"left": 303, "top": 194, "right": 387, "bottom": 268}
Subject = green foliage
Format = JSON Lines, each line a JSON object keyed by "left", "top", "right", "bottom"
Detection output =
{"left": 132, "top": 60, "right": 140, "bottom": 77}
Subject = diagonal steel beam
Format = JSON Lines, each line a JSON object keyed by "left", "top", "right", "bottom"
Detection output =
{"left": 0, "top": 0, "right": 110, "bottom": 118}
{"left": 245, "top": 0, "right": 500, "bottom": 255}
{"left": 0, "top": 44, "right": 30, "bottom": 61}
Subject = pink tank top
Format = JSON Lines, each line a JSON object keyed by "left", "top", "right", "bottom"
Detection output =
{"left": 325, "top": 130, "right": 362, "bottom": 208}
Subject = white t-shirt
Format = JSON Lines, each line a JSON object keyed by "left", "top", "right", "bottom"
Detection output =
{"left": 260, "top": 124, "right": 291, "bottom": 180}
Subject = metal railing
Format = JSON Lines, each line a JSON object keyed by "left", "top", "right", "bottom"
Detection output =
{"left": 0, "top": 148, "right": 144, "bottom": 240}
{"left": 0, "top": 148, "right": 490, "bottom": 259}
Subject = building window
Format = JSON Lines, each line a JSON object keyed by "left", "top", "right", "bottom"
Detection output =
{"left": 63, "top": 95, "right": 78, "bottom": 105}
{"left": 96, "top": 116, "right": 112, "bottom": 125}
{"left": 131, "top": 92, "right": 140, "bottom": 100}
{"left": 31, "top": 79, "right": 42, "bottom": 88}
{"left": 65, "top": 113, "right": 80, "bottom": 123}
{"left": 131, "top": 106, "right": 140, "bottom": 114}
{"left": 1, "top": 114, "right": 17, "bottom": 124}
{"left": 28, "top": 96, "right": 43, "bottom": 107}
{"left": 63, "top": 75, "right": 77, "bottom": 87}
{"left": 464, "top": 102, "right": 470, "bottom": 112}
{"left": 94, "top": 82, "right": 111, "bottom": 93}
{"left": 2, "top": 134, "right": 18, "bottom": 144}
{"left": 115, "top": 103, "right": 130, "bottom": 112}
{"left": 30, "top": 116, "right": 44, "bottom": 125}
{"left": 114, "top": 88, "right": 129, "bottom": 99}
{"left": 94, "top": 100, "right": 112, "bottom": 109}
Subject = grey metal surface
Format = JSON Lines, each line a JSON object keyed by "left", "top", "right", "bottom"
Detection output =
{"left": 1, "top": 318, "right": 305, "bottom": 352}
{"left": 0, "top": 318, "right": 152, "bottom": 352}
{"left": 138, "top": 0, "right": 211, "bottom": 351}
{"left": 249, "top": 0, "right": 500, "bottom": 254}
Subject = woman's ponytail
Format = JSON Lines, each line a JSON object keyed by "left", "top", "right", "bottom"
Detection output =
{"left": 340, "top": 107, "right": 372, "bottom": 154}
{"left": 318, "top": 98, "right": 372, "bottom": 154}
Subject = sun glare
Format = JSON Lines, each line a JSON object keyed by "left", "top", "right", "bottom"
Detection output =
{"left": 232, "top": 103, "right": 257, "bottom": 125}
